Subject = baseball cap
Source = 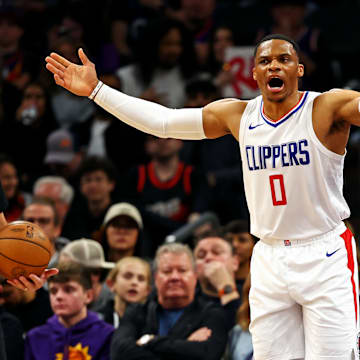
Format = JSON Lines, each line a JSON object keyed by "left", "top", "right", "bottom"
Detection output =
{"left": 44, "top": 128, "right": 75, "bottom": 165}
{"left": 61, "top": 238, "right": 115, "bottom": 269}
{"left": 103, "top": 202, "right": 143, "bottom": 229}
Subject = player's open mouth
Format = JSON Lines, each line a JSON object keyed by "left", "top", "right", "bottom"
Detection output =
{"left": 127, "top": 289, "right": 138, "bottom": 296}
{"left": 267, "top": 77, "right": 284, "bottom": 93}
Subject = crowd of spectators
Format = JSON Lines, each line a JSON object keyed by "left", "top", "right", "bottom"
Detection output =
{"left": 0, "top": 0, "right": 360, "bottom": 359}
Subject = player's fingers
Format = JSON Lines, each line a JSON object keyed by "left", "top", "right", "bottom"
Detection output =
{"left": 43, "top": 268, "right": 59, "bottom": 280}
{"left": 54, "top": 74, "right": 65, "bottom": 87}
{"left": 7, "top": 278, "right": 27, "bottom": 291}
{"left": 50, "top": 52, "right": 71, "bottom": 67}
{"left": 78, "top": 48, "right": 90, "bottom": 65}
{"left": 45, "top": 56, "right": 66, "bottom": 72}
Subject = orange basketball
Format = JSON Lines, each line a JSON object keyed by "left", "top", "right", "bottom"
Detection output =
{"left": 0, "top": 221, "right": 52, "bottom": 279}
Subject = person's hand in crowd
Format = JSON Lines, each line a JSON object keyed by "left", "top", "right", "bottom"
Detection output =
{"left": 187, "top": 327, "right": 212, "bottom": 342}
{"left": 7, "top": 268, "right": 59, "bottom": 291}
{"left": 45, "top": 48, "right": 99, "bottom": 97}
{"left": 203, "top": 261, "right": 235, "bottom": 292}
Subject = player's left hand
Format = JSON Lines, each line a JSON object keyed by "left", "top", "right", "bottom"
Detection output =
{"left": 7, "top": 268, "right": 59, "bottom": 291}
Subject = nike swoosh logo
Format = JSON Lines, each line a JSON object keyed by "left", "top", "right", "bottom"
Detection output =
{"left": 326, "top": 248, "right": 341, "bottom": 257}
{"left": 249, "top": 123, "right": 264, "bottom": 130}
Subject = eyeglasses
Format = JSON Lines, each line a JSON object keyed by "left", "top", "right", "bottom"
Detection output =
{"left": 24, "top": 217, "right": 53, "bottom": 225}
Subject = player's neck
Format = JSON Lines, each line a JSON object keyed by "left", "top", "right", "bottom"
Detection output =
{"left": 262, "top": 90, "right": 303, "bottom": 122}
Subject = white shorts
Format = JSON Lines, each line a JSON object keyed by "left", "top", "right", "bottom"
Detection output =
{"left": 249, "top": 223, "right": 359, "bottom": 360}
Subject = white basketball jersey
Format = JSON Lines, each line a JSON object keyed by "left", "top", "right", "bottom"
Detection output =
{"left": 239, "top": 91, "right": 350, "bottom": 241}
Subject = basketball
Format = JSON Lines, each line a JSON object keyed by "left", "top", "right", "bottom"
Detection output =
{"left": 0, "top": 221, "right": 52, "bottom": 279}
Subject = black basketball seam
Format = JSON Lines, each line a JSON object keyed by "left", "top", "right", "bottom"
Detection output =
{"left": 0, "top": 237, "right": 51, "bottom": 254}
{"left": 0, "top": 252, "right": 48, "bottom": 267}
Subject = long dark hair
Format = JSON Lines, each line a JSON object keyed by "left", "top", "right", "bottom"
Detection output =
{"left": 133, "top": 18, "right": 197, "bottom": 86}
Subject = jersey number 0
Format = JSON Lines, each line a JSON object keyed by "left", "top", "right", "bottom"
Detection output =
{"left": 269, "top": 175, "right": 287, "bottom": 206}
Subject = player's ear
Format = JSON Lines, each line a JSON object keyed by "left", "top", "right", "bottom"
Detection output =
{"left": 252, "top": 67, "right": 257, "bottom": 81}
{"left": 297, "top": 63, "right": 304, "bottom": 78}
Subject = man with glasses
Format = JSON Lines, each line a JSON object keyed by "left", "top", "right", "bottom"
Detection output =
{"left": 22, "top": 196, "right": 70, "bottom": 268}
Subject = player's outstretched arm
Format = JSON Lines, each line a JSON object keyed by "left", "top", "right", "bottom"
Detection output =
{"left": 45, "top": 48, "right": 99, "bottom": 97}
{"left": 45, "top": 49, "right": 235, "bottom": 140}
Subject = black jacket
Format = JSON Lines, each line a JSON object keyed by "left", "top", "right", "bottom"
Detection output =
{"left": 110, "top": 296, "right": 228, "bottom": 360}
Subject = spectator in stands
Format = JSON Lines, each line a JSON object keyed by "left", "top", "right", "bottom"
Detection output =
{"left": 123, "top": 135, "right": 210, "bottom": 249}
{"left": 61, "top": 156, "right": 118, "bottom": 240}
{"left": 98, "top": 256, "right": 151, "bottom": 327}
{"left": 43, "top": 128, "right": 83, "bottom": 186}
{"left": 0, "top": 277, "right": 24, "bottom": 360}
{"left": 194, "top": 232, "right": 241, "bottom": 331}
{"left": 0, "top": 81, "right": 58, "bottom": 190}
{"left": 228, "top": 274, "right": 253, "bottom": 360}
{"left": 59, "top": 238, "right": 115, "bottom": 313}
{"left": 0, "top": 8, "right": 40, "bottom": 90}
{"left": 0, "top": 153, "right": 30, "bottom": 222}
{"left": 223, "top": 219, "right": 256, "bottom": 295}
{"left": 24, "top": 262, "right": 114, "bottom": 360}
{"left": 100, "top": 202, "right": 148, "bottom": 262}
{"left": 115, "top": 17, "right": 197, "bottom": 108}
{"left": 22, "top": 196, "right": 70, "bottom": 268}
{"left": 33, "top": 175, "right": 74, "bottom": 226}
{"left": 72, "top": 105, "right": 148, "bottom": 176}
{"left": 183, "top": 75, "right": 248, "bottom": 223}
{"left": 1, "top": 275, "right": 53, "bottom": 333}
{"left": 110, "top": 243, "right": 228, "bottom": 360}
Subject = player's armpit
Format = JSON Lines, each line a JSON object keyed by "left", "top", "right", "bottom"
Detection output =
{"left": 324, "top": 89, "right": 360, "bottom": 126}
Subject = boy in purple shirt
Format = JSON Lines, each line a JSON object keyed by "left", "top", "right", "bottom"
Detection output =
{"left": 24, "top": 262, "right": 114, "bottom": 360}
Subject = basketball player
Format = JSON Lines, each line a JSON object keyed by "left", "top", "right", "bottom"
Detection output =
{"left": 45, "top": 34, "right": 360, "bottom": 359}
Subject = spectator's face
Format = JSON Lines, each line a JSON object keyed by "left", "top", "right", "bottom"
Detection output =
{"left": 22, "top": 84, "right": 46, "bottom": 118}
{"left": 158, "top": 27, "right": 183, "bottom": 68}
{"left": 155, "top": 252, "right": 197, "bottom": 308}
{"left": 194, "top": 237, "right": 238, "bottom": 278}
{"left": 110, "top": 260, "right": 150, "bottom": 303}
{"left": 213, "top": 27, "right": 234, "bottom": 63}
{"left": 145, "top": 137, "right": 183, "bottom": 160}
{"left": 34, "top": 183, "right": 69, "bottom": 222}
{"left": 23, "top": 204, "right": 60, "bottom": 244}
{"left": 106, "top": 216, "right": 139, "bottom": 252}
{"left": 49, "top": 281, "right": 92, "bottom": 319}
{"left": 225, "top": 232, "right": 254, "bottom": 266}
{"left": 0, "top": 19, "right": 23, "bottom": 47}
{"left": 181, "top": 0, "right": 215, "bottom": 21}
{"left": 80, "top": 170, "right": 115, "bottom": 203}
{"left": 0, "top": 162, "right": 18, "bottom": 199}
{"left": 272, "top": 5, "right": 305, "bottom": 28}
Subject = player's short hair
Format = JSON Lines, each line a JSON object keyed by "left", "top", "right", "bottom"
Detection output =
{"left": 48, "top": 262, "right": 93, "bottom": 290}
{"left": 254, "top": 34, "right": 300, "bottom": 59}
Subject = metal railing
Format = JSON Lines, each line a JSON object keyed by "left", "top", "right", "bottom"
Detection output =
{"left": 165, "top": 212, "right": 220, "bottom": 244}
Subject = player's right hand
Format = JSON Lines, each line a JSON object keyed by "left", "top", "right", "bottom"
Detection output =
{"left": 45, "top": 48, "right": 99, "bottom": 97}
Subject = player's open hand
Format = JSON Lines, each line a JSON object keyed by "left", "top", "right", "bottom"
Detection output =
{"left": 7, "top": 268, "right": 59, "bottom": 291}
{"left": 45, "top": 48, "right": 99, "bottom": 97}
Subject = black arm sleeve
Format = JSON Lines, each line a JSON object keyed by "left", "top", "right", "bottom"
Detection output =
{"left": 0, "top": 183, "right": 7, "bottom": 213}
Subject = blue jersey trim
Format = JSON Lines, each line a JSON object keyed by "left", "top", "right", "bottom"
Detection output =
{"left": 260, "top": 91, "right": 309, "bottom": 128}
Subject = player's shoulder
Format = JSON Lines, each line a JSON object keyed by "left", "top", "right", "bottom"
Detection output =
{"left": 315, "top": 88, "right": 360, "bottom": 106}
{"left": 205, "top": 98, "right": 248, "bottom": 116}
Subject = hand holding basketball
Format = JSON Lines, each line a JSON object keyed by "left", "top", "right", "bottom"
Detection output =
{"left": 0, "top": 221, "right": 53, "bottom": 280}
